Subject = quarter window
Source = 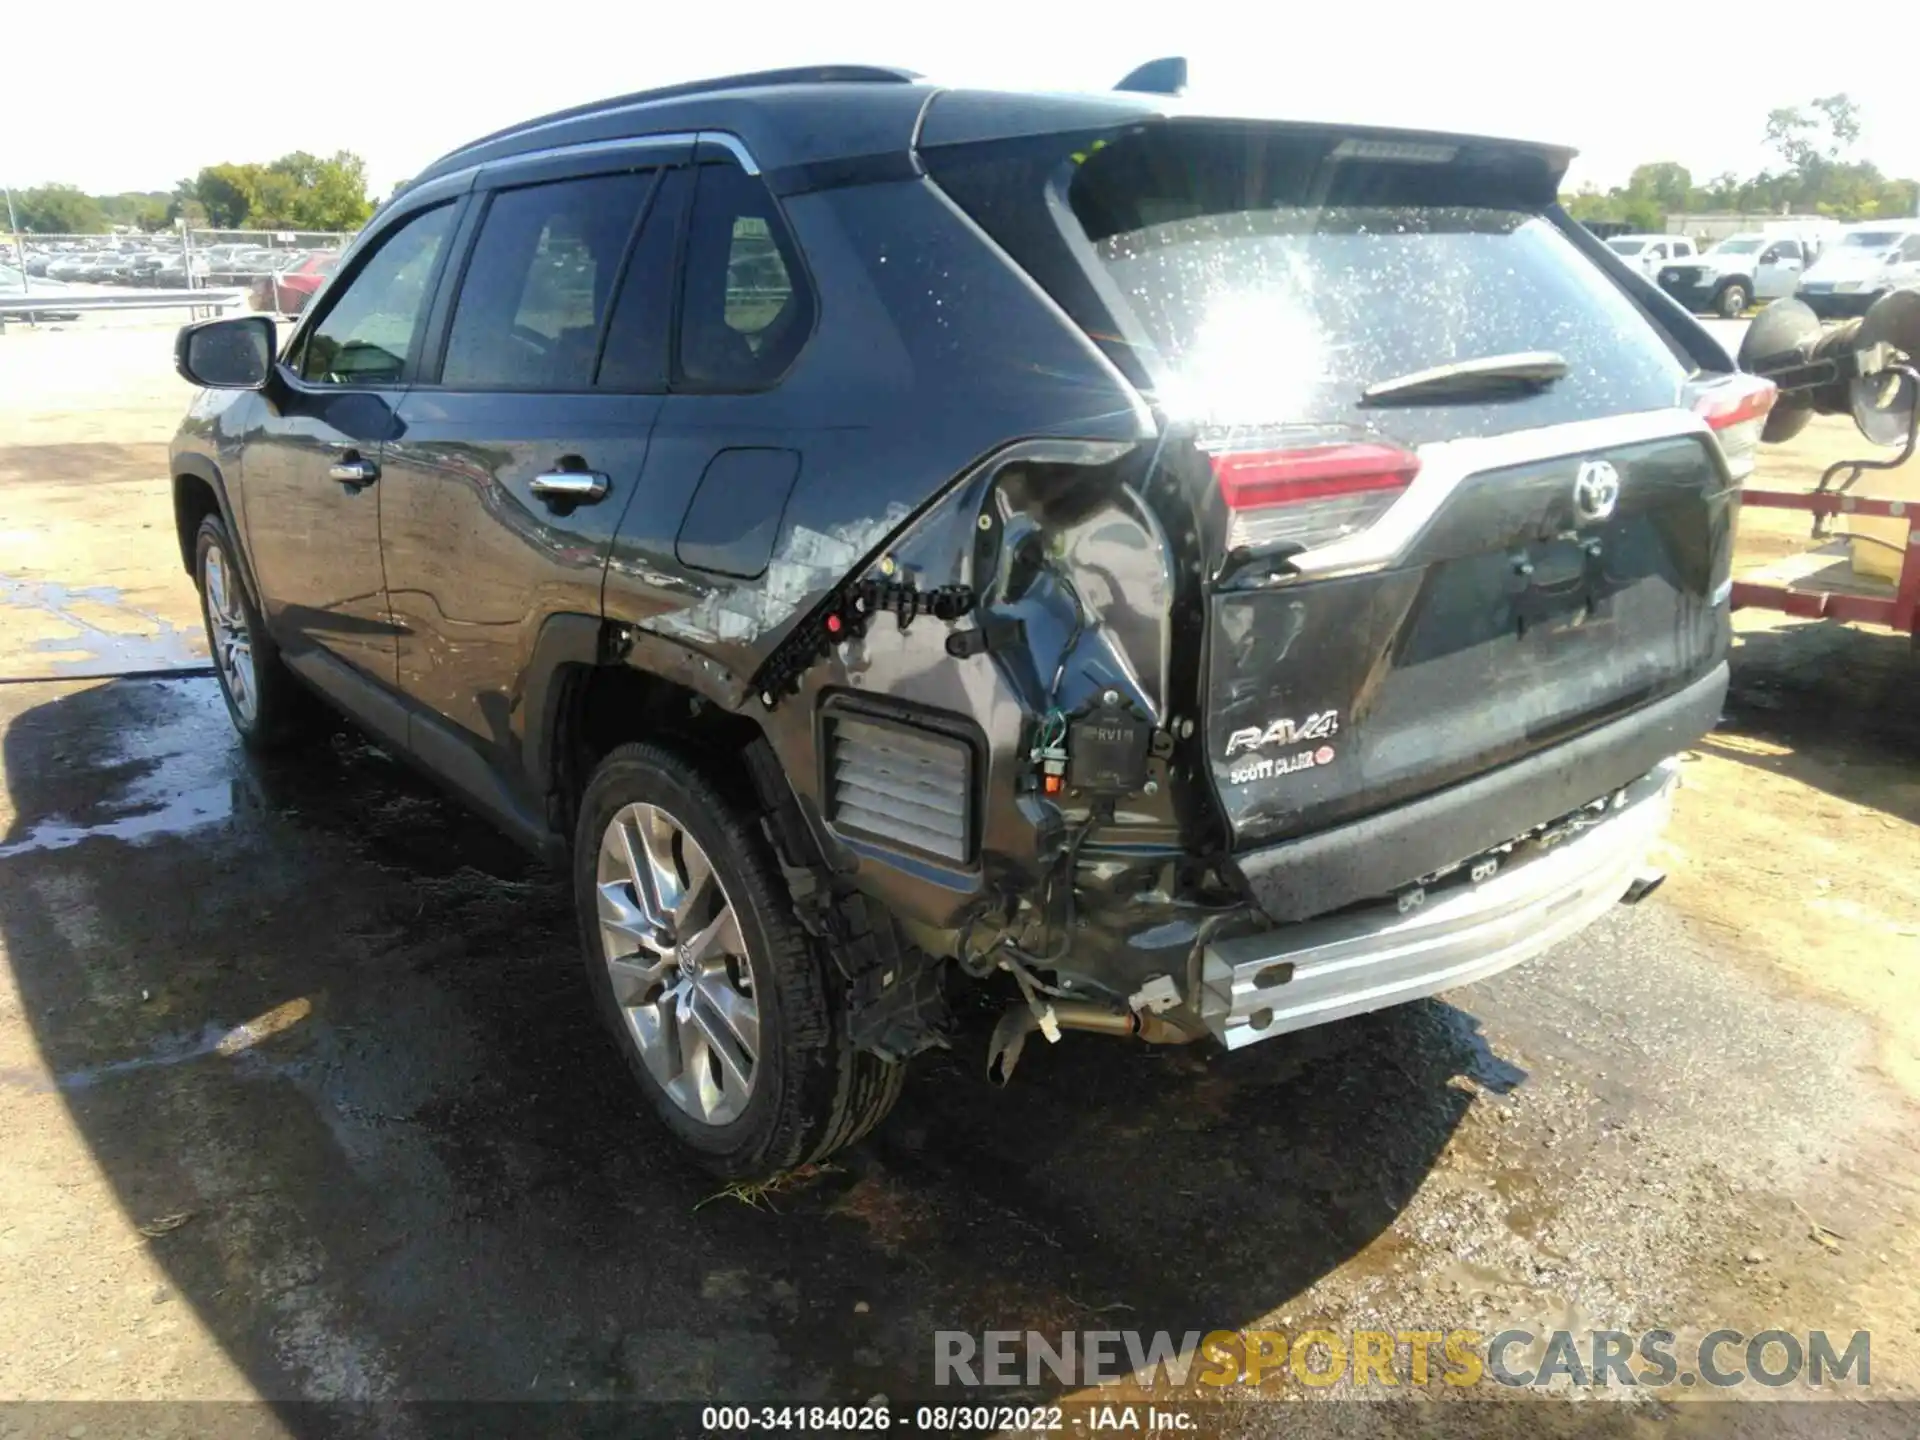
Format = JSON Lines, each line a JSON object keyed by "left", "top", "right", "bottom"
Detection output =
{"left": 677, "top": 163, "right": 812, "bottom": 389}
{"left": 441, "top": 171, "right": 654, "bottom": 390}
{"left": 297, "top": 203, "right": 454, "bottom": 386}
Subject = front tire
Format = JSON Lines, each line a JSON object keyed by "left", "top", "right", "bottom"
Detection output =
{"left": 193, "top": 515, "right": 314, "bottom": 750}
{"left": 1715, "top": 282, "right": 1751, "bottom": 318}
{"left": 573, "top": 742, "right": 904, "bottom": 1179}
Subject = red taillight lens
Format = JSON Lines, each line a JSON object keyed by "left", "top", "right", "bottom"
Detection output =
{"left": 1210, "top": 442, "right": 1421, "bottom": 509}
{"left": 1207, "top": 442, "right": 1420, "bottom": 553}
{"left": 1694, "top": 374, "right": 1777, "bottom": 431}
{"left": 1693, "top": 374, "right": 1777, "bottom": 482}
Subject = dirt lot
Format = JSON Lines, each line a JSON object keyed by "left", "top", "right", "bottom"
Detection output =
{"left": 0, "top": 318, "right": 1916, "bottom": 1434}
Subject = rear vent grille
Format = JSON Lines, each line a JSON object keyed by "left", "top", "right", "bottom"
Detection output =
{"left": 825, "top": 714, "right": 972, "bottom": 863}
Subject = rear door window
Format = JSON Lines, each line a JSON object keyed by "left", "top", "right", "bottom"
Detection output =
{"left": 440, "top": 170, "right": 654, "bottom": 390}
{"left": 597, "top": 167, "right": 690, "bottom": 392}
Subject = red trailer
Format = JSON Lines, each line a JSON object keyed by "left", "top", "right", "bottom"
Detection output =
{"left": 1730, "top": 292, "right": 1919, "bottom": 652}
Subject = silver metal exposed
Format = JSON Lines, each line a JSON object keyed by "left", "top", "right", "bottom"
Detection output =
{"left": 1200, "top": 761, "right": 1681, "bottom": 1048}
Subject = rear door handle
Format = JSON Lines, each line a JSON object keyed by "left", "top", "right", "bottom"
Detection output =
{"left": 329, "top": 457, "right": 379, "bottom": 488}
{"left": 529, "top": 470, "right": 610, "bottom": 504}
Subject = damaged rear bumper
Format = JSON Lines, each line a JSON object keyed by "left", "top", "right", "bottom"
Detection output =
{"left": 1228, "top": 664, "right": 1726, "bottom": 924}
{"left": 1199, "top": 758, "right": 1680, "bottom": 1049}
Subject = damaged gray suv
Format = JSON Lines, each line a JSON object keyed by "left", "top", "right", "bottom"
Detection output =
{"left": 170, "top": 63, "right": 1776, "bottom": 1177}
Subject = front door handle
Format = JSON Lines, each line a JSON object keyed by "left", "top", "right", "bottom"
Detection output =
{"left": 529, "top": 470, "right": 610, "bottom": 504}
{"left": 329, "top": 456, "right": 379, "bottom": 488}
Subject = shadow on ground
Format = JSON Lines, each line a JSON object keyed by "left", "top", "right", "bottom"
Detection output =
{"left": 1717, "top": 620, "right": 1920, "bottom": 826}
{"left": 0, "top": 677, "right": 1519, "bottom": 1416}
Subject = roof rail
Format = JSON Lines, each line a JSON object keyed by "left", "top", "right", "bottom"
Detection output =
{"left": 446, "top": 65, "right": 924, "bottom": 160}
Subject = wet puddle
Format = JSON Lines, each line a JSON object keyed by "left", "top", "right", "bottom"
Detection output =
{"left": 0, "top": 574, "right": 208, "bottom": 678}
{"left": 0, "top": 677, "right": 239, "bottom": 857}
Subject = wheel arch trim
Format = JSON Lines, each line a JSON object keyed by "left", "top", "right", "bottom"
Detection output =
{"left": 172, "top": 456, "right": 263, "bottom": 612}
{"left": 521, "top": 615, "right": 774, "bottom": 836}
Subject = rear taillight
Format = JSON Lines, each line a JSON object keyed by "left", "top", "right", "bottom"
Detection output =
{"left": 1207, "top": 441, "right": 1420, "bottom": 553}
{"left": 1694, "top": 374, "right": 1777, "bottom": 482}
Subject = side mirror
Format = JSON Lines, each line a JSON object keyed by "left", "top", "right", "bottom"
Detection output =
{"left": 176, "top": 314, "right": 276, "bottom": 390}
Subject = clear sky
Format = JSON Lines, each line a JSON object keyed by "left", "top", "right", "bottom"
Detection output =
{"left": 5, "top": 0, "right": 1916, "bottom": 198}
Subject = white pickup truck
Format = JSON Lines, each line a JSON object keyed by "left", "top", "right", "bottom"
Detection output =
{"left": 1605, "top": 233, "right": 1699, "bottom": 279}
{"left": 1656, "top": 224, "right": 1839, "bottom": 318}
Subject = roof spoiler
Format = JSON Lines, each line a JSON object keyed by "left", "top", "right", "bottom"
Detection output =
{"left": 1115, "top": 57, "right": 1187, "bottom": 96}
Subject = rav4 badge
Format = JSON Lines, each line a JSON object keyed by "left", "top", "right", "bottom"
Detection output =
{"left": 1223, "top": 709, "right": 1340, "bottom": 758}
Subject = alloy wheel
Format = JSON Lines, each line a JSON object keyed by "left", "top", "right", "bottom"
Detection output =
{"left": 595, "top": 802, "right": 759, "bottom": 1126}
{"left": 202, "top": 543, "right": 258, "bottom": 726}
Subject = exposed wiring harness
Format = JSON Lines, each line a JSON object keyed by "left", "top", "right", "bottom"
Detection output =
{"left": 1045, "top": 567, "right": 1090, "bottom": 707}
{"left": 1003, "top": 797, "right": 1112, "bottom": 968}
{"left": 1033, "top": 707, "right": 1068, "bottom": 753}
{"left": 954, "top": 801, "right": 1108, "bottom": 984}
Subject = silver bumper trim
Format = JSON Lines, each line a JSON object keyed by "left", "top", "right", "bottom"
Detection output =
{"left": 1200, "top": 760, "right": 1681, "bottom": 1049}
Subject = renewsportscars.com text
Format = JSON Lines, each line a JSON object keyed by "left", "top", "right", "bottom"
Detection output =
{"left": 935, "top": 1327, "right": 1872, "bottom": 1390}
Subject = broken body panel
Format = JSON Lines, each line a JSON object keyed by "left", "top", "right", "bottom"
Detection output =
{"left": 592, "top": 107, "right": 1742, "bottom": 1043}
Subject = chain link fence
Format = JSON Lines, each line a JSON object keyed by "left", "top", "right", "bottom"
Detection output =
{"left": 6, "top": 226, "right": 354, "bottom": 317}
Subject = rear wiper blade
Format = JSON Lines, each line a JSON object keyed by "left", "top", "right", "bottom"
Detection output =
{"left": 1360, "top": 351, "right": 1568, "bottom": 405}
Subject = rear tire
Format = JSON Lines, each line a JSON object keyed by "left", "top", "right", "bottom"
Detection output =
{"left": 573, "top": 742, "right": 904, "bottom": 1179}
{"left": 1715, "top": 282, "right": 1751, "bottom": 318}
{"left": 193, "top": 515, "right": 316, "bottom": 751}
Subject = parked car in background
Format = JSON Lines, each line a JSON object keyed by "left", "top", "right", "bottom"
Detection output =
{"left": 205, "top": 249, "right": 296, "bottom": 287}
{"left": 252, "top": 251, "right": 337, "bottom": 313}
{"left": 1605, "top": 233, "right": 1697, "bottom": 279}
{"left": 123, "top": 252, "right": 173, "bottom": 283}
{"left": 0, "top": 266, "right": 81, "bottom": 321}
{"left": 171, "top": 65, "right": 1760, "bottom": 1178}
{"left": 148, "top": 254, "right": 192, "bottom": 287}
{"left": 1656, "top": 225, "right": 1830, "bottom": 317}
{"left": 1796, "top": 221, "right": 1920, "bottom": 319}
{"left": 45, "top": 253, "right": 100, "bottom": 282}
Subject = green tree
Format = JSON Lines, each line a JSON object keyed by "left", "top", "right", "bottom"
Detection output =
{"left": 1764, "top": 94, "right": 1870, "bottom": 211}
{"left": 1627, "top": 162, "right": 1692, "bottom": 213}
{"left": 1619, "top": 198, "right": 1664, "bottom": 232}
{"left": 190, "top": 163, "right": 262, "bottom": 228}
{"left": 1690, "top": 171, "right": 1744, "bottom": 211}
{"left": 280, "top": 151, "right": 373, "bottom": 231}
{"left": 180, "top": 150, "right": 372, "bottom": 231}
{"left": 1872, "top": 178, "right": 1919, "bottom": 219}
{"left": 96, "top": 192, "right": 172, "bottom": 232}
{"left": 10, "top": 184, "right": 107, "bottom": 233}
{"left": 1563, "top": 185, "right": 1616, "bottom": 223}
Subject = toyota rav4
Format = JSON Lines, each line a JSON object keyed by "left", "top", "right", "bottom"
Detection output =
{"left": 170, "top": 63, "right": 1772, "bottom": 1177}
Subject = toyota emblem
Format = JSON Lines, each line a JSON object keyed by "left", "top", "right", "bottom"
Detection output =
{"left": 1573, "top": 459, "right": 1621, "bottom": 523}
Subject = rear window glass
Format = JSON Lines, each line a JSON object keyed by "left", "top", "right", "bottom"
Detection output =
{"left": 1065, "top": 131, "right": 1689, "bottom": 433}
{"left": 928, "top": 124, "right": 1689, "bottom": 439}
